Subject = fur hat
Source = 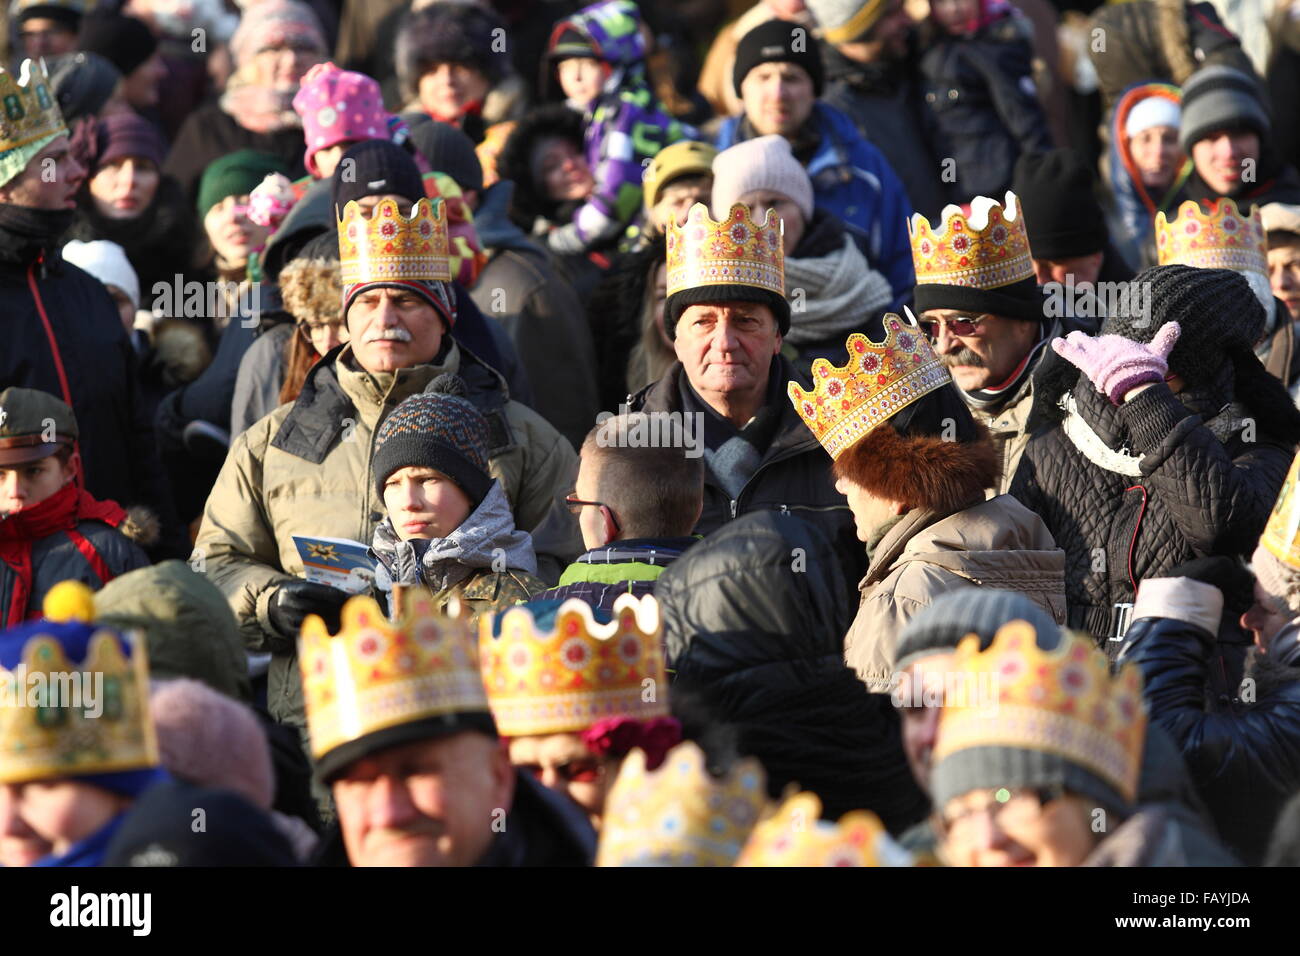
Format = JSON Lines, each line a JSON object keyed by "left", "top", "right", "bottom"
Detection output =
{"left": 150, "top": 678, "right": 275, "bottom": 811}
{"left": 396, "top": 3, "right": 512, "bottom": 104}
{"left": 279, "top": 257, "right": 342, "bottom": 323}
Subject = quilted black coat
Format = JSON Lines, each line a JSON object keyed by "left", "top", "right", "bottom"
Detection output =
{"left": 1011, "top": 379, "right": 1295, "bottom": 646}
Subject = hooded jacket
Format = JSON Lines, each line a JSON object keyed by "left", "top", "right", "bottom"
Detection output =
{"left": 627, "top": 357, "right": 863, "bottom": 596}
{"left": 846, "top": 494, "right": 1067, "bottom": 692}
{"left": 656, "top": 510, "right": 929, "bottom": 830}
{"left": 469, "top": 179, "right": 600, "bottom": 448}
{"left": 538, "top": 536, "right": 697, "bottom": 612}
{"left": 194, "top": 340, "right": 576, "bottom": 726}
{"left": 716, "top": 102, "right": 916, "bottom": 312}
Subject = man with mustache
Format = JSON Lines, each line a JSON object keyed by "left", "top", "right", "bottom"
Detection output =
{"left": 194, "top": 147, "right": 577, "bottom": 755}
{"left": 910, "top": 191, "right": 1097, "bottom": 493}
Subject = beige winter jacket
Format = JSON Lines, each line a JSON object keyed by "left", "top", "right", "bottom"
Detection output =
{"left": 968, "top": 387, "right": 1035, "bottom": 496}
{"left": 194, "top": 342, "right": 576, "bottom": 725}
{"left": 845, "top": 494, "right": 1067, "bottom": 692}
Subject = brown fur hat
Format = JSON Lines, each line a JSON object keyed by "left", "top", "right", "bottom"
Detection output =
{"left": 279, "top": 257, "right": 342, "bottom": 323}
{"left": 833, "top": 421, "right": 999, "bottom": 515}
{"left": 119, "top": 505, "right": 161, "bottom": 548}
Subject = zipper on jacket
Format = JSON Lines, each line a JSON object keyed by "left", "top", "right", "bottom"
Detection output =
{"left": 729, "top": 499, "right": 738, "bottom": 519}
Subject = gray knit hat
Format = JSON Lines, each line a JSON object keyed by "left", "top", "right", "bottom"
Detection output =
{"left": 1179, "top": 65, "right": 1271, "bottom": 153}
{"left": 894, "top": 588, "right": 1060, "bottom": 673}
{"left": 45, "top": 51, "right": 122, "bottom": 123}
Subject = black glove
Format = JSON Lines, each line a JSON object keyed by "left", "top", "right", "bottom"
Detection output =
{"left": 1165, "top": 556, "right": 1256, "bottom": 616}
{"left": 268, "top": 581, "right": 350, "bottom": 643}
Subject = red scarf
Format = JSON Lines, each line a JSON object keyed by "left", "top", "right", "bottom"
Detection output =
{"left": 0, "top": 482, "right": 127, "bottom": 626}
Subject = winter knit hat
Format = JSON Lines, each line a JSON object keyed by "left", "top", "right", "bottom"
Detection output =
{"left": 1125, "top": 95, "right": 1181, "bottom": 139}
{"left": 293, "top": 62, "right": 393, "bottom": 178}
{"left": 404, "top": 114, "right": 484, "bottom": 194}
{"left": 711, "top": 134, "right": 814, "bottom": 223}
{"left": 1100, "top": 264, "right": 1264, "bottom": 387}
{"left": 228, "top": 0, "right": 326, "bottom": 69}
{"left": 93, "top": 112, "right": 166, "bottom": 171}
{"left": 1179, "top": 65, "right": 1271, "bottom": 153}
{"left": 62, "top": 239, "right": 140, "bottom": 309}
{"left": 45, "top": 52, "right": 122, "bottom": 123}
{"left": 150, "top": 678, "right": 275, "bottom": 810}
{"left": 372, "top": 374, "right": 493, "bottom": 505}
{"left": 331, "top": 138, "right": 426, "bottom": 212}
{"left": 733, "top": 19, "right": 823, "bottom": 97}
{"left": 16, "top": 0, "right": 87, "bottom": 30}
{"left": 196, "top": 149, "right": 290, "bottom": 219}
{"left": 805, "top": 0, "right": 893, "bottom": 44}
{"left": 78, "top": 11, "right": 158, "bottom": 77}
{"left": 396, "top": 3, "right": 512, "bottom": 103}
{"left": 1012, "top": 149, "right": 1108, "bottom": 260}
{"left": 894, "top": 588, "right": 1061, "bottom": 673}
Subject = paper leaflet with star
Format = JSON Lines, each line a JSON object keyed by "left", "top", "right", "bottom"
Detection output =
{"left": 292, "top": 536, "right": 376, "bottom": 595}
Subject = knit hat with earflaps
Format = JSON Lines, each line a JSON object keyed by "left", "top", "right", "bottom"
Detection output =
{"left": 371, "top": 374, "right": 493, "bottom": 505}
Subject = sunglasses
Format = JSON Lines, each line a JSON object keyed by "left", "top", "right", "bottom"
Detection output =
{"left": 519, "top": 759, "right": 603, "bottom": 785}
{"left": 565, "top": 494, "right": 621, "bottom": 536}
{"left": 918, "top": 314, "right": 987, "bottom": 342}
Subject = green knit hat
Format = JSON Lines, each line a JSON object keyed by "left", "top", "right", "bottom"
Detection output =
{"left": 196, "top": 149, "right": 289, "bottom": 219}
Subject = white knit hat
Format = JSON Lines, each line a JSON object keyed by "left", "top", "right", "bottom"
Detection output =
{"left": 711, "top": 134, "right": 815, "bottom": 223}
{"left": 62, "top": 239, "right": 140, "bottom": 309}
{"left": 1124, "top": 96, "right": 1181, "bottom": 139}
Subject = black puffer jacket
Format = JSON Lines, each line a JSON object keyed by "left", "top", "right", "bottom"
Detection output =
{"left": 1120, "top": 580, "right": 1300, "bottom": 864}
{"left": 628, "top": 356, "right": 863, "bottom": 595}
{"left": 656, "top": 510, "right": 929, "bottom": 831}
{"left": 1012, "top": 378, "right": 1296, "bottom": 645}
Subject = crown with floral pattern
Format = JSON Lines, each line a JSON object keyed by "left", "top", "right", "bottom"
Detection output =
{"left": 933, "top": 622, "right": 1146, "bottom": 806}
{"left": 666, "top": 202, "right": 784, "bottom": 300}
{"left": 909, "top": 192, "right": 1035, "bottom": 289}
{"left": 0, "top": 582, "right": 158, "bottom": 785}
{"left": 1155, "top": 198, "right": 1267, "bottom": 276}
{"left": 596, "top": 741, "right": 768, "bottom": 867}
{"left": 337, "top": 196, "right": 451, "bottom": 291}
{"left": 735, "top": 792, "right": 912, "bottom": 867}
{"left": 1261, "top": 452, "right": 1300, "bottom": 569}
{"left": 299, "top": 594, "right": 488, "bottom": 764}
{"left": 0, "top": 59, "right": 68, "bottom": 185}
{"left": 480, "top": 595, "right": 669, "bottom": 737}
{"left": 787, "top": 317, "right": 951, "bottom": 460}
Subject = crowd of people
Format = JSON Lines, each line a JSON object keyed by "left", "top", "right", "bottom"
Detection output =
{"left": 2, "top": 0, "right": 1300, "bottom": 870}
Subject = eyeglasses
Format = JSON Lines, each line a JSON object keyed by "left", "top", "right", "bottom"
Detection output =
{"left": 565, "top": 494, "right": 621, "bottom": 536}
{"left": 918, "top": 314, "right": 987, "bottom": 342}
{"left": 937, "top": 786, "right": 1063, "bottom": 834}
{"left": 519, "top": 759, "right": 604, "bottom": 785}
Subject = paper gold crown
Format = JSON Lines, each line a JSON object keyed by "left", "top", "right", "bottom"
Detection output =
{"left": 0, "top": 59, "right": 68, "bottom": 166}
{"left": 934, "top": 622, "right": 1146, "bottom": 806}
{"left": 337, "top": 196, "right": 451, "bottom": 291}
{"left": 300, "top": 594, "right": 488, "bottom": 763}
{"left": 909, "top": 192, "right": 1034, "bottom": 289}
{"left": 1261, "top": 452, "right": 1300, "bottom": 569}
{"left": 788, "top": 318, "right": 951, "bottom": 460}
{"left": 0, "top": 582, "right": 158, "bottom": 785}
{"left": 480, "top": 595, "right": 669, "bottom": 738}
{"left": 596, "top": 741, "right": 768, "bottom": 867}
{"left": 735, "top": 792, "right": 911, "bottom": 867}
{"left": 666, "top": 202, "right": 784, "bottom": 301}
{"left": 1155, "top": 198, "right": 1267, "bottom": 276}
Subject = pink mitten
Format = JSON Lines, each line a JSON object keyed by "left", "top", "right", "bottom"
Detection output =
{"left": 1051, "top": 322, "right": 1181, "bottom": 404}
{"left": 247, "top": 173, "right": 297, "bottom": 230}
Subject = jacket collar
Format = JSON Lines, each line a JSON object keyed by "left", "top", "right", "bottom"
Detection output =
{"left": 335, "top": 342, "right": 459, "bottom": 428}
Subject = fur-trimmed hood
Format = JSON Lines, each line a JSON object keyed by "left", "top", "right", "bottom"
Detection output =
{"left": 119, "top": 506, "right": 161, "bottom": 549}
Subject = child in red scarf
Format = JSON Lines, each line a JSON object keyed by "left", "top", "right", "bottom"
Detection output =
{"left": 0, "top": 388, "right": 153, "bottom": 627}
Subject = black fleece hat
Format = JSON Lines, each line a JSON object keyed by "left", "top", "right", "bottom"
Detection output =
{"left": 733, "top": 19, "right": 823, "bottom": 97}
{"left": 78, "top": 11, "right": 158, "bottom": 77}
{"left": 332, "top": 139, "right": 426, "bottom": 212}
{"left": 1013, "top": 149, "right": 1109, "bottom": 260}
{"left": 403, "top": 113, "right": 484, "bottom": 194}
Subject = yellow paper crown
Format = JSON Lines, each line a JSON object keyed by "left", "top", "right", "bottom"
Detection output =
{"left": 0, "top": 59, "right": 68, "bottom": 164}
{"left": 480, "top": 594, "right": 669, "bottom": 738}
{"left": 596, "top": 741, "right": 768, "bottom": 867}
{"left": 1155, "top": 198, "right": 1267, "bottom": 276}
{"left": 337, "top": 196, "right": 451, "bottom": 290}
{"left": 299, "top": 594, "right": 488, "bottom": 763}
{"left": 787, "top": 318, "right": 951, "bottom": 460}
{"left": 909, "top": 192, "right": 1034, "bottom": 289}
{"left": 1261, "top": 452, "right": 1300, "bottom": 569}
{"left": 0, "top": 582, "right": 159, "bottom": 785}
{"left": 735, "top": 792, "right": 911, "bottom": 867}
{"left": 933, "top": 622, "right": 1146, "bottom": 805}
{"left": 666, "top": 202, "right": 784, "bottom": 301}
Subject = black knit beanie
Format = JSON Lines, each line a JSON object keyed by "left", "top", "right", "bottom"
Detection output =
{"left": 402, "top": 114, "right": 484, "bottom": 194}
{"left": 332, "top": 139, "right": 426, "bottom": 212}
{"left": 1013, "top": 149, "right": 1108, "bottom": 260}
{"left": 733, "top": 19, "right": 823, "bottom": 97}
{"left": 894, "top": 588, "right": 1060, "bottom": 673}
{"left": 78, "top": 11, "right": 158, "bottom": 77}
{"left": 372, "top": 374, "right": 493, "bottom": 506}
{"left": 1100, "top": 264, "right": 1264, "bottom": 387}
{"left": 665, "top": 283, "right": 791, "bottom": 338}
{"left": 46, "top": 52, "right": 122, "bottom": 123}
